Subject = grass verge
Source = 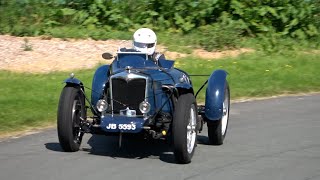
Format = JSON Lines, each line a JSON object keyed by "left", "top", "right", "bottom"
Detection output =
{"left": 1, "top": 52, "right": 320, "bottom": 135}
{"left": 0, "top": 70, "right": 93, "bottom": 135}
{"left": 177, "top": 52, "right": 320, "bottom": 101}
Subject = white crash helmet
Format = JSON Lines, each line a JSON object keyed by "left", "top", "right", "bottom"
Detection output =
{"left": 133, "top": 28, "right": 157, "bottom": 55}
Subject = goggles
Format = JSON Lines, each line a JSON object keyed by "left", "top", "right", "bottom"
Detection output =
{"left": 134, "top": 42, "right": 155, "bottom": 48}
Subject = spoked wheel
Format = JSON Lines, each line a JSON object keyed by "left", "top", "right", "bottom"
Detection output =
{"left": 173, "top": 93, "right": 198, "bottom": 164}
{"left": 57, "top": 85, "right": 86, "bottom": 152}
{"left": 207, "top": 82, "right": 230, "bottom": 145}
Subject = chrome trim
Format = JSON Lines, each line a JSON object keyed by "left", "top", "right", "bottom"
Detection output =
{"left": 110, "top": 71, "right": 149, "bottom": 117}
{"left": 139, "top": 101, "right": 151, "bottom": 114}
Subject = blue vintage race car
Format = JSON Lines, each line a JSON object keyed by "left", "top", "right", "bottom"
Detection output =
{"left": 57, "top": 50, "right": 230, "bottom": 164}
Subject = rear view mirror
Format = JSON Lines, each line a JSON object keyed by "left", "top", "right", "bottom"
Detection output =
{"left": 102, "top": 52, "right": 113, "bottom": 60}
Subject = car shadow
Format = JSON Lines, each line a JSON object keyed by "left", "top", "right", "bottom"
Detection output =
{"left": 45, "top": 134, "right": 208, "bottom": 164}
{"left": 45, "top": 142, "right": 64, "bottom": 152}
{"left": 197, "top": 134, "right": 224, "bottom": 146}
{"left": 83, "top": 134, "right": 177, "bottom": 164}
{"left": 197, "top": 135, "right": 210, "bottom": 145}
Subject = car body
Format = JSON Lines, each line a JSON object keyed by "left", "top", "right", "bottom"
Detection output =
{"left": 57, "top": 50, "right": 230, "bottom": 164}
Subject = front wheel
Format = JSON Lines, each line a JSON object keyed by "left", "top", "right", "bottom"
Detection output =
{"left": 172, "top": 93, "right": 198, "bottom": 164}
{"left": 57, "top": 85, "right": 86, "bottom": 152}
{"left": 207, "top": 82, "right": 230, "bottom": 145}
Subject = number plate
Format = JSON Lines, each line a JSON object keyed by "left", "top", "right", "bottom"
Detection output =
{"left": 106, "top": 123, "right": 136, "bottom": 130}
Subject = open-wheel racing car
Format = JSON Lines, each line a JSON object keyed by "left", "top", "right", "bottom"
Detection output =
{"left": 57, "top": 50, "right": 230, "bottom": 164}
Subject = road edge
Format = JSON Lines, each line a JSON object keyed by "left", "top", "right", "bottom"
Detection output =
{"left": 1, "top": 92, "right": 319, "bottom": 142}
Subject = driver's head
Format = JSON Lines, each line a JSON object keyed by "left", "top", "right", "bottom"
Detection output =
{"left": 133, "top": 28, "right": 157, "bottom": 55}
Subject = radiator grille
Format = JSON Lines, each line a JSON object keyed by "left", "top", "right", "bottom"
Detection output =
{"left": 111, "top": 78, "right": 146, "bottom": 115}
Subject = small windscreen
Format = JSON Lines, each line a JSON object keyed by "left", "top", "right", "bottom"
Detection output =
{"left": 117, "top": 53, "right": 157, "bottom": 68}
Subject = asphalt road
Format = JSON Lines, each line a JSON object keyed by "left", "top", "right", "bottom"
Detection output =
{"left": 1, "top": 94, "right": 320, "bottom": 180}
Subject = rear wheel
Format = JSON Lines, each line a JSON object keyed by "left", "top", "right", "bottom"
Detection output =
{"left": 172, "top": 93, "right": 198, "bottom": 164}
{"left": 207, "top": 82, "right": 230, "bottom": 145}
{"left": 57, "top": 85, "right": 86, "bottom": 152}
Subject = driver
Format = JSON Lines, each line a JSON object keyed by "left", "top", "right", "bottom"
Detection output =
{"left": 132, "top": 28, "right": 165, "bottom": 63}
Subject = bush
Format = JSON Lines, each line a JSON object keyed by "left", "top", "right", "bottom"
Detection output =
{"left": 0, "top": 0, "right": 319, "bottom": 51}
{"left": 196, "top": 13, "right": 246, "bottom": 51}
{"left": 229, "top": 0, "right": 319, "bottom": 40}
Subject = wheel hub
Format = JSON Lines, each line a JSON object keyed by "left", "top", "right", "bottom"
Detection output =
{"left": 72, "top": 98, "right": 83, "bottom": 144}
{"left": 221, "top": 90, "right": 229, "bottom": 135}
{"left": 187, "top": 104, "right": 197, "bottom": 154}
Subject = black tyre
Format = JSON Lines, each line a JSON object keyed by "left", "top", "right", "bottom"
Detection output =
{"left": 172, "top": 93, "right": 198, "bottom": 164}
{"left": 207, "top": 82, "right": 230, "bottom": 145}
{"left": 57, "top": 85, "right": 86, "bottom": 152}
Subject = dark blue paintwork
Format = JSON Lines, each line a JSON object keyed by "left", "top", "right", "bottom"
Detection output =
{"left": 90, "top": 52, "right": 228, "bottom": 134}
{"left": 91, "top": 65, "right": 109, "bottom": 107}
{"left": 159, "top": 59, "right": 174, "bottom": 69}
{"left": 64, "top": 77, "right": 82, "bottom": 86}
{"left": 175, "top": 83, "right": 194, "bottom": 95}
{"left": 205, "top": 69, "right": 228, "bottom": 121}
{"left": 95, "top": 53, "right": 194, "bottom": 133}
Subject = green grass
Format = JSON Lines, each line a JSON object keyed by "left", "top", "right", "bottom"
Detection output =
{"left": 0, "top": 70, "right": 94, "bottom": 134}
{"left": 1, "top": 52, "right": 320, "bottom": 134}
{"left": 176, "top": 52, "right": 320, "bottom": 102}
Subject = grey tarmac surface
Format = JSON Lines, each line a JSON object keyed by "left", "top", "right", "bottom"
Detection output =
{"left": 1, "top": 94, "right": 320, "bottom": 180}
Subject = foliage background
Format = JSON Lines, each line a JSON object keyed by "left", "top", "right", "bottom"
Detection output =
{"left": 1, "top": 0, "right": 320, "bottom": 133}
{"left": 1, "top": 0, "right": 319, "bottom": 51}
